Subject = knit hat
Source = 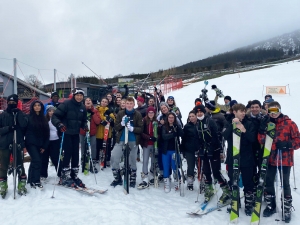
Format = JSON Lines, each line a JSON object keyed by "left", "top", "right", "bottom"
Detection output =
{"left": 205, "top": 100, "right": 216, "bottom": 111}
{"left": 229, "top": 100, "right": 238, "bottom": 108}
{"left": 211, "top": 84, "right": 217, "bottom": 89}
{"left": 224, "top": 96, "right": 232, "bottom": 101}
{"left": 194, "top": 98, "right": 202, "bottom": 105}
{"left": 193, "top": 104, "right": 206, "bottom": 114}
{"left": 46, "top": 105, "right": 55, "bottom": 112}
{"left": 265, "top": 94, "right": 272, "bottom": 100}
{"left": 7, "top": 94, "right": 18, "bottom": 103}
{"left": 160, "top": 102, "right": 170, "bottom": 110}
{"left": 137, "top": 96, "right": 145, "bottom": 103}
{"left": 51, "top": 91, "right": 59, "bottom": 98}
{"left": 264, "top": 98, "right": 274, "bottom": 104}
{"left": 147, "top": 106, "right": 155, "bottom": 114}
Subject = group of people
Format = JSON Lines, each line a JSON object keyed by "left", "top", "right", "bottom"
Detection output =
{"left": 0, "top": 84, "right": 299, "bottom": 223}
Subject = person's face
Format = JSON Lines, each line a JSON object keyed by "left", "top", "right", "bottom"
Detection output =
{"left": 168, "top": 115, "right": 175, "bottom": 124}
{"left": 264, "top": 103, "right": 269, "bottom": 110}
{"left": 148, "top": 111, "right": 155, "bottom": 119}
{"left": 167, "top": 98, "right": 174, "bottom": 105}
{"left": 126, "top": 100, "right": 135, "bottom": 111}
{"left": 106, "top": 95, "right": 112, "bottom": 102}
{"left": 34, "top": 102, "right": 41, "bottom": 113}
{"left": 250, "top": 104, "right": 261, "bottom": 116}
{"left": 189, "top": 113, "right": 197, "bottom": 123}
{"left": 85, "top": 98, "right": 92, "bottom": 108}
{"left": 48, "top": 109, "right": 54, "bottom": 117}
{"left": 101, "top": 99, "right": 108, "bottom": 107}
{"left": 161, "top": 105, "right": 169, "bottom": 114}
{"left": 137, "top": 100, "right": 143, "bottom": 107}
{"left": 265, "top": 96, "right": 271, "bottom": 100}
{"left": 148, "top": 99, "right": 154, "bottom": 106}
{"left": 196, "top": 111, "right": 204, "bottom": 118}
{"left": 268, "top": 107, "right": 281, "bottom": 119}
{"left": 52, "top": 95, "right": 59, "bottom": 103}
{"left": 116, "top": 98, "right": 121, "bottom": 105}
{"left": 116, "top": 93, "right": 122, "bottom": 98}
{"left": 74, "top": 94, "right": 84, "bottom": 102}
{"left": 224, "top": 99, "right": 230, "bottom": 104}
{"left": 121, "top": 100, "right": 126, "bottom": 109}
{"left": 233, "top": 109, "right": 245, "bottom": 121}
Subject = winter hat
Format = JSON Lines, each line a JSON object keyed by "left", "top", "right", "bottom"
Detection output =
{"left": 265, "top": 94, "right": 272, "bottom": 100}
{"left": 224, "top": 96, "right": 232, "bottom": 101}
{"left": 229, "top": 100, "right": 238, "bottom": 108}
{"left": 7, "top": 94, "right": 18, "bottom": 103}
{"left": 147, "top": 106, "right": 156, "bottom": 114}
{"left": 160, "top": 102, "right": 170, "bottom": 110}
{"left": 193, "top": 104, "right": 206, "bottom": 114}
{"left": 211, "top": 84, "right": 217, "bottom": 89}
{"left": 72, "top": 87, "right": 85, "bottom": 96}
{"left": 137, "top": 96, "right": 145, "bottom": 103}
{"left": 46, "top": 105, "right": 55, "bottom": 112}
{"left": 264, "top": 98, "right": 274, "bottom": 104}
{"left": 51, "top": 91, "right": 59, "bottom": 98}
{"left": 194, "top": 98, "right": 202, "bottom": 105}
{"left": 205, "top": 100, "right": 216, "bottom": 111}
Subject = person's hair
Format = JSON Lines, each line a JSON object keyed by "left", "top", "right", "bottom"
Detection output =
{"left": 101, "top": 97, "right": 109, "bottom": 103}
{"left": 268, "top": 101, "right": 281, "bottom": 109}
{"left": 250, "top": 100, "right": 262, "bottom": 108}
{"left": 30, "top": 102, "right": 49, "bottom": 138}
{"left": 120, "top": 99, "right": 126, "bottom": 109}
{"left": 165, "top": 112, "right": 178, "bottom": 132}
{"left": 115, "top": 97, "right": 122, "bottom": 105}
{"left": 126, "top": 96, "right": 135, "bottom": 103}
{"left": 45, "top": 109, "right": 55, "bottom": 121}
{"left": 232, "top": 103, "right": 246, "bottom": 112}
{"left": 189, "top": 110, "right": 196, "bottom": 115}
{"left": 116, "top": 91, "right": 122, "bottom": 95}
{"left": 144, "top": 112, "right": 157, "bottom": 125}
{"left": 106, "top": 93, "right": 113, "bottom": 102}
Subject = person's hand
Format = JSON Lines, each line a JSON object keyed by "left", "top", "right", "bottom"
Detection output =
{"left": 127, "top": 123, "right": 134, "bottom": 132}
{"left": 258, "top": 115, "right": 270, "bottom": 134}
{"left": 40, "top": 148, "right": 45, "bottom": 153}
{"left": 149, "top": 136, "right": 157, "bottom": 142}
{"left": 236, "top": 123, "right": 246, "bottom": 133}
{"left": 108, "top": 117, "right": 114, "bottom": 123}
{"left": 121, "top": 115, "right": 127, "bottom": 126}
{"left": 58, "top": 123, "right": 67, "bottom": 132}
{"left": 84, "top": 125, "right": 89, "bottom": 132}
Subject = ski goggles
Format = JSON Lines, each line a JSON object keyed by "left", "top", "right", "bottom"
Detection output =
{"left": 167, "top": 96, "right": 174, "bottom": 100}
{"left": 268, "top": 107, "right": 281, "bottom": 115}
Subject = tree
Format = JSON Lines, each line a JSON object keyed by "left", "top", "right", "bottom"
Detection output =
{"left": 25, "top": 74, "right": 43, "bottom": 88}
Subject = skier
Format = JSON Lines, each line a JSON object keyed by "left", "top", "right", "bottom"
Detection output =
{"left": 222, "top": 103, "right": 256, "bottom": 215}
{"left": 51, "top": 87, "right": 88, "bottom": 188}
{"left": 95, "top": 97, "right": 115, "bottom": 168}
{"left": 212, "top": 86, "right": 231, "bottom": 114}
{"left": 0, "top": 94, "right": 28, "bottom": 197}
{"left": 110, "top": 97, "right": 143, "bottom": 188}
{"left": 258, "top": 101, "right": 300, "bottom": 222}
{"left": 79, "top": 97, "right": 101, "bottom": 173}
{"left": 166, "top": 96, "right": 182, "bottom": 122}
{"left": 43, "top": 91, "right": 60, "bottom": 115}
{"left": 161, "top": 112, "right": 184, "bottom": 193}
{"left": 138, "top": 106, "right": 158, "bottom": 189}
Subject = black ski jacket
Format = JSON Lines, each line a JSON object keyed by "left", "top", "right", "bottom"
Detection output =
{"left": 181, "top": 121, "right": 200, "bottom": 154}
{"left": 161, "top": 124, "right": 184, "bottom": 154}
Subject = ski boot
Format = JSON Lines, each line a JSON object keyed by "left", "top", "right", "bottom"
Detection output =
{"left": 71, "top": 167, "right": 86, "bottom": 188}
{"left": 283, "top": 196, "right": 293, "bottom": 223}
{"left": 187, "top": 176, "right": 194, "bottom": 191}
{"left": 137, "top": 172, "right": 149, "bottom": 189}
{"left": 0, "top": 178, "right": 8, "bottom": 199}
{"left": 263, "top": 194, "right": 276, "bottom": 217}
{"left": 59, "top": 168, "right": 77, "bottom": 188}
{"left": 164, "top": 178, "right": 170, "bottom": 193}
{"left": 173, "top": 172, "right": 181, "bottom": 191}
{"left": 110, "top": 169, "right": 123, "bottom": 187}
{"left": 204, "top": 183, "right": 214, "bottom": 202}
{"left": 17, "top": 176, "right": 27, "bottom": 195}
{"left": 218, "top": 183, "right": 231, "bottom": 205}
{"left": 90, "top": 160, "right": 99, "bottom": 174}
{"left": 244, "top": 191, "right": 254, "bottom": 216}
{"left": 130, "top": 169, "right": 137, "bottom": 188}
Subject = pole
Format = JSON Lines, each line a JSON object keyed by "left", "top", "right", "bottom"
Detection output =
{"left": 54, "top": 69, "right": 57, "bottom": 91}
{"left": 70, "top": 74, "right": 74, "bottom": 90}
{"left": 13, "top": 58, "right": 17, "bottom": 94}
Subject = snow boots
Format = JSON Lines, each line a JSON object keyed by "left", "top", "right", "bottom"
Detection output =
{"left": 110, "top": 169, "right": 123, "bottom": 187}
{"left": 263, "top": 194, "right": 276, "bottom": 217}
{"left": 164, "top": 178, "right": 170, "bottom": 193}
{"left": 244, "top": 191, "right": 254, "bottom": 216}
{"left": 71, "top": 167, "right": 85, "bottom": 188}
{"left": 283, "top": 196, "right": 293, "bottom": 223}
{"left": 218, "top": 183, "right": 231, "bottom": 205}
{"left": 17, "top": 176, "right": 27, "bottom": 195}
{"left": 137, "top": 172, "right": 150, "bottom": 189}
{"left": 204, "top": 183, "right": 214, "bottom": 201}
{"left": 90, "top": 160, "right": 99, "bottom": 174}
{"left": 187, "top": 176, "right": 194, "bottom": 191}
{"left": 0, "top": 178, "right": 8, "bottom": 199}
{"left": 130, "top": 169, "right": 137, "bottom": 188}
{"left": 60, "top": 168, "right": 77, "bottom": 188}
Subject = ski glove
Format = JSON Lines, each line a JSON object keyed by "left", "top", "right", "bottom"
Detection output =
{"left": 121, "top": 115, "right": 127, "bottom": 126}
{"left": 127, "top": 123, "right": 134, "bottom": 132}
{"left": 276, "top": 141, "right": 292, "bottom": 152}
{"left": 149, "top": 136, "right": 157, "bottom": 142}
{"left": 58, "top": 123, "right": 67, "bottom": 132}
{"left": 258, "top": 115, "right": 270, "bottom": 134}
{"left": 107, "top": 117, "right": 114, "bottom": 123}
{"left": 87, "top": 109, "right": 94, "bottom": 115}
{"left": 100, "top": 120, "right": 108, "bottom": 126}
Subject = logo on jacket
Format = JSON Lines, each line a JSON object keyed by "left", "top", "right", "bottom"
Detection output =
{"left": 80, "top": 109, "right": 83, "bottom": 112}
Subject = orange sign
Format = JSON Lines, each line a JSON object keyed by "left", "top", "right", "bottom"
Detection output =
{"left": 266, "top": 86, "right": 286, "bottom": 94}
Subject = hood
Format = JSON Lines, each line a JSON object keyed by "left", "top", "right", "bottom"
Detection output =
{"left": 30, "top": 100, "right": 45, "bottom": 115}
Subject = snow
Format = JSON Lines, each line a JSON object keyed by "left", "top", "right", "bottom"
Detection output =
{"left": 1, "top": 61, "right": 300, "bottom": 225}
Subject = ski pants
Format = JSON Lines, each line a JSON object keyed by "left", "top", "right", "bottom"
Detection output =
{"left": 142, "top": 145, "right": 154, "bottom": 175}
{"left": 203, "top": 157, "right": 226, "bottom": 185}
{"left": 228, "top": 165, "right": 254, "bottom": 193}
{"left": 265, "top": 165, "right": 291, "bottom": 197}
{"left": 0, "top": 148, "right": 26, "bottom": 180}
{"left": 185, "top": 151, "right": 196, "bottom": 177}
{"left": 62, "top": 134, "right": 80, "bottom": 170}
{"left": 27, "top": 144, "right": 43, "bottom": 184}
{"left": 111, "top": 141, "right": 138, "bottom": 170}
{"left": 80, "top": 134, "right": 96, "bottom": 159}
{"left": 41, "top": 139, "right": 62, "bottom": 178}
{"left": 162, "top": 150, "right": 180, "bottom": 179}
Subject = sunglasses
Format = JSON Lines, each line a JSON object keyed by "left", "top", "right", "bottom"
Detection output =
{"left": 167, "top": 96, "right": 174, "bottom": 100}
{"left": 268, "top": 107, "right": 281, "bottom": 115}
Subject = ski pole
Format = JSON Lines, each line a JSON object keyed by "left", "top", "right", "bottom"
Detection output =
{"left": 196, "top": 159, "right": 204, "bottom": 203}
{"left": 280, "top": 150, "right": 285, "bottom": 221}
{"left": 209, "top": 159, "right": 218, "bottom": 206}
{"left": 51, "top": 132, "right": 65, "bottom": 199}
{"left": 275, "top": 149, "right": 280, "bottom": 222}
{"left": 87, "top": 132, "right": 98, "bottom": 184}
{"left": 293, "top": 154, "right": 297, "bottom": 190}
{"left": 13, "top": 112, "right": 17, "bottom": 200}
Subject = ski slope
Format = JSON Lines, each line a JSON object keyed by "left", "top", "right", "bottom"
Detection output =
{"left": 1, "top": 60, "right": 300, "bottom": 225}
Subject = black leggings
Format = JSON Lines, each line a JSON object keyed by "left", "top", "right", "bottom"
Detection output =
{"left": 185, "top": 151, "right": 196, "bottom": 177}
{"left": 41, "top": 139, "right": 62, "bottom": 178}
{"left": 227, "top": 165, "right": 254, "bottom": 193}
{"left": 27, "top": 145, "right": 43, "bottom": 184}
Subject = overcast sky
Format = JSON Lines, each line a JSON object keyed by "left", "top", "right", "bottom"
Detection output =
{"left": 0, "top": 0, "right": 300, "bottom": 84}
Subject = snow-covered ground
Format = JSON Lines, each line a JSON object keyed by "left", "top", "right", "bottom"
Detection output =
{"left": 1, "top": 61, "right": 300, "bottom": 225}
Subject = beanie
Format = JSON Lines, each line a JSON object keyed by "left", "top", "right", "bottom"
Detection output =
{"left": 72, "top": 87, "right": 85, "bottom": 96}
{"left": 211, "top": 84, "right": 217, "bottom": 89}
{"left": 264, "top": 98, "right": 274, "bottom": 104}
{"left": 160, "top": 102, "right": 170, "bottom": 110}
{"left": 137, "top": 96, "right": 145, "bottom": 103}
{"left": 205, "top": 100, "right": 216, "bottom": 111}
{"left": 229, "top": 100, "right": 238, "bottom": 108}
{"left": 194, "top": 98, "right": 202, "bottom": 105}
{"left": 224, "top": 96, "right": 232, "bottom": 101}
{"left": 46, "top": 105, "right": 56, "bottom": 112}
{"left": 265, "top": 94, "right": 272, "bottom": 100}
{"left": 7, "top": 94, "right": 18, "bottom": 103}
{"left": 51, "top": 91, "right": 59, "bottom": 98}
{"left": 147, "top": 106, "right": 155, "bottom": 114}
{"left": 193, "top": 104, "right": 206, "bottom": 114}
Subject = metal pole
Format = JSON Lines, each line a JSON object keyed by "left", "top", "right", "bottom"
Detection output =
{"left": 13, "top": 58, "right": 17, "bottom": 94}
{"left": 54, "top": 69, "right": 57, "bottom": 91}
{"left": 70, "top": 74, "right": 74, "bottom": 90}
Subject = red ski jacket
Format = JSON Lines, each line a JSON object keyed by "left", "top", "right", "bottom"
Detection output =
{"left": 80, "top": 106, "right": 101, "bottom": 136}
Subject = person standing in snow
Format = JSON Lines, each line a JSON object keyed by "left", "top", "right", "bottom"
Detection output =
{"left": 44, "top": 91, "right": 60, "bottom": 115}
{"left": 258, "top": 101, "right": 300, "bottom": 222}
{"left": 51, "top": 87, "right": 88, "bottom": 188}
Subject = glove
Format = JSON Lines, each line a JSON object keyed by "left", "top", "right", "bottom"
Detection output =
{"left": 58, "top": 123, "right": 67, "bottom": 132}
{"left": 149, "top": 136, "right": 157, "bottom": 142}
{"left": 87, "top": 109, "right": 94, "bottom": 115}
{"left": 100, "top": 120, "right": 108, "bottom": 126}
{"left": 104, "top": 110, "right": 112, "bottom": 116}
{"left": 127, "top": 123, "right": 134, "bottom": 132}
{"left": 83, "top": 125, "right": 89, "bottom": 132}
{"left": 107, "top": 117, "right": 114, "bottom": 123}
{"left": 276, "top": 141, "right": 292, "bottom": 152}
{"left": 11, "top": 108, "right": 20, "bottom": 113}
{"left": 211, "top": 85, "right": 217, "bottom": 89}
{"left": 121, "top": 115, "right": 127, "bottom": 126}
{"left": 258, "top": 115, "right": 270, "bottom": 134}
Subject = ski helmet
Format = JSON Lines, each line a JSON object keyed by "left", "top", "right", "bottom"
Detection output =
{"left": 72, "top": 87, "right": 85, "bottom": 96}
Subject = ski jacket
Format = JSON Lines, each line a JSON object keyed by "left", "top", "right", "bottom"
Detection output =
{"left": 258, "top": 114, "right": 300, "bottom": 167}
{"left": 181, "top": 121, "right": 200, "bottom": 154}
{"left": 141, "top": 118, "right": 158, "bottom": 147}
{"left": 136, "top": 104, "right": 147, "bottom": 118}
{"left": 208, "top": 108, "right": 228, "bottom": 133}
{"left": 0, "top": 109, "right": 28, "bottom": 150}
{"left": 95, "top": 106, "right": 115, "bottom": 139}
{"left": 161, "top": 124, "right": 184, "bottom": 154}
{"left": 214, "top": 95, "right": 230, "bottom": 113}
{"left": 80, "top": 105, "right": 101, "bottom": 136}
{"left": 51, "top": 98, "right": 87, "bottom": 135}
{"left": 114, "top": 109, "right": 143, "bottom": 145}
{"left": 223, "top": 117, "right": 256, "bottom": 167}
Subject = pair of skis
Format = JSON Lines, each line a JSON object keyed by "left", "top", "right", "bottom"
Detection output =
{"left": 100, "top": 122, "right": 110, "bottom": 169}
